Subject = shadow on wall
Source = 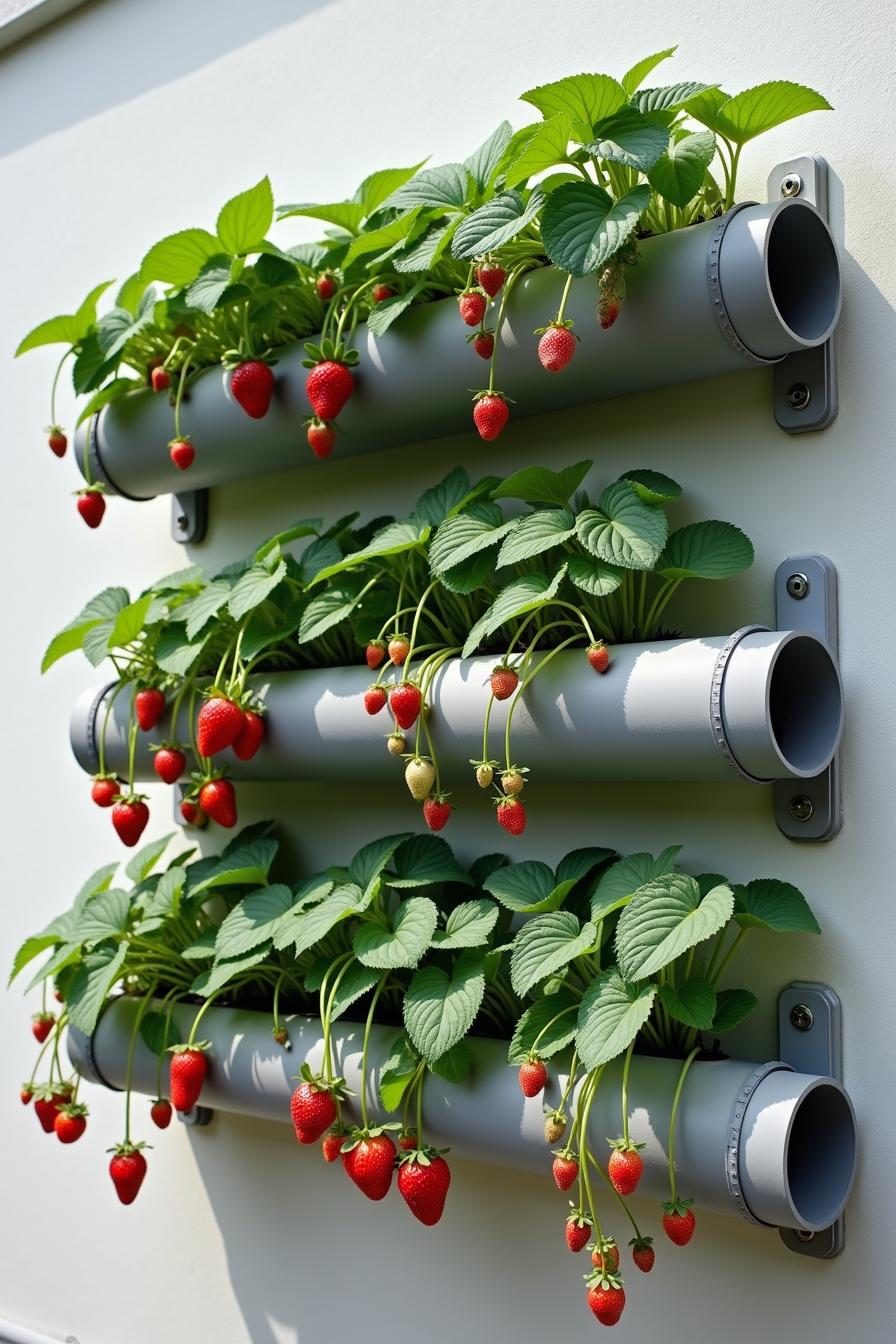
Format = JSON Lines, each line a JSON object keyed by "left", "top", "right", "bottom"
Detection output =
{"left": 0, "top": 0, "right": 336, "bottom": 156}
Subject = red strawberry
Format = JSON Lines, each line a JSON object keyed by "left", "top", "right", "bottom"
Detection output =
{"left": 399, "top": 1132, "right": 418, "bottom": 1152}
{"left": 608, "top": 1142, "right": 644, "bottom": 1196}
{"left": 587, "top": 642, "right": 610, "bottom": 674}
{"left": 34, "top": 1086, "right": 71, "bottom": 1133}
{"left": 233, "top": 709, "right": 265, "bottom": 761}
{"left": 112, "top": 797, "right": 150, "bottom": 847}
{"left": 152, "top": 746, "right": 185, "bottom": 785}
{"left": 566, "top": 1212, "right": 593, "bottom": 1253}
{"left": 135, "top": 687, "right": 165, "bottom": 732}
{"left": 76, "top": 489, "right": 105, "bottom": 528}
{"left": 388, "top": 634, "right": 410, "bottom": 665}
{"left": 231, "top": 360, "right": 275, "bottom": 419}
{"left": 316, "top": 274, "right": 337, "bottom": 301}
{"left": 47, "top": 427, "right": 67, "bottom": 457}
{"left": 54, "top": 988, "right": 64, "bottom": 1003}
{"left": 322, "top": 1132, "right": 345, "bottom": 1163}
{"left": 476, "top": 263, "right": 506, "bottom": 298}
{"left": 458, "top": 290, "right": 487, "bottom": 326}
{"left": 307, "top": 419, "right": 336, "bottom": 459}
{"left": 91, "top": 775, "right": 119, "bottom": 808}
{"left": 630, "top": 1236, "right": 655, "bottom": 1272}
{"left": 151, "top": 366, "right": 171, "bottom": 393}
{"left": 552, "top": 1152, "right": 579, "bottom": 1190}
{"left": 20, "top": 1084, "right": 34, "bottom": 1105}
{"left": 168, "top": 437, "right": 195, "bottom": 471}
{"left": 472, "top": 392, "right": 510, "bottom": 440}
{"left": 54, "top": 1104, "right": 88, "bottom": 1144}
{"left": 31, "top": 1013, "right": 55, "bottom": 1044}
{"left": 518, "top": 1057, "right": 547, "bottom": 1098}
{"left": 109, "top": 1145, "right": 148, "bottom": 1205}
{"left": 397, "top": 1152, "right": 451, "bottom": 1226}
{"left": 372, "top": 284, "right": 395, "bottom": 303}
{"left": 150, "top": 1098, "right": 172, "bottom": 1129}
{"left": 169, "top": 1046, "right": 208, "bottom": 1112}
{"left": 592, "top": 1239, "right": 620, "bottom": 1271}
{"left": 471, "top": 330, "right": 495, "bottom": 359}
{"left": 537, "top": 323, "right": 577, "bottom": 372}
{"left": 180, "top": 798, "right": 207, "bottom": 828}
{"left": 342, "top": 1133, "right": 396, "bottom": 1201}
{"left": 199, "top": 778, "right": 237, "bottom": 828}
{"left": 365, "top": 640, "right": 386, "bottom": 670}
{"left": 365, "top": 685, "right": 388, "bottom": 716}
{"left": 423, "top": 795, "right": 452, "bottom": 831}
{"left": 586, "top": 1277, "right": 626, "bottom": 1326}
{"left": 496, "top": 796, "right": 526, "bottom": 835}
{"left": 306, "top": 361, "right": 354, "bottom": 421}
{"left": 197, "top": 696, "right": 244, "bottom": 756}
{"left": 490, "top": 664, "right": 518, "bottom": 700}
{"left": 389, "top": 682, "right": 422, "bottom": 730}
{"left": 662, "top": 1200, "right": 696, "bottom": 1246}
{"left": 290, "top": 1081, "right": 336, "bottom": 1144}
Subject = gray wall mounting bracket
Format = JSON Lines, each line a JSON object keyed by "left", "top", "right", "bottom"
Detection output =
{"left": 773, "top": 554, "right": 842, "bottom": 840}
{"left": 767, "top": 156, "right": 838, "bottom": 433}
{"left": 778, "top": 983, "right": 847, "bottom": 1257}
{"left": 171, "top": 489, "right": 208, "bottom": 544}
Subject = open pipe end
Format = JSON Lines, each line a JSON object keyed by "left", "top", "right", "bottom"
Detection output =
{"left": 740, "top": 1070, "right": 857, "bottom": 1231}
{"left": 719, "top": 199, "right": 842, "bottom": 359}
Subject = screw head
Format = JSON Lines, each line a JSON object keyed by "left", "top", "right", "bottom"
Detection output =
{"left": 176, "top": 514, "right": 188, "bottom": 530}
{"left": 786, "top": 573, "right": 810, "bottom": 600}
{"left": 787, "top": 382, "right": 812, "bottom": 411}
{"left": 790, "top": 1003, "right": 815, "bottom": 1032}
{"left": 795, "top": 1228, "right": 815, "bottom": 1242}
{"left": 780, "top": 173, "right": 803, "bottom": 198}
{"left": 789, "top": 795, "right": 815, "bottom": 822}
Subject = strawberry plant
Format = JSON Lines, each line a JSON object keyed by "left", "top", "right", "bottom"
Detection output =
{"left": 45, "top": 461, "right": 752, "bottom": 843}
{"left": 16, "top": 53, "right": 830, "bottom": 519}
{"left": 10, "top": 825, "right": 821, "bottom": 1321}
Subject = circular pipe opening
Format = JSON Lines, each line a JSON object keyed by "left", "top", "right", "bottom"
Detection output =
{"left": 765, "top": 201, "right": 841, "bottom": 346}
{"left": 785, "top": 1081, "right": 857, "bottom": 1229}
{"left": 767, "top": 634, "right": 843, "bottom": 776}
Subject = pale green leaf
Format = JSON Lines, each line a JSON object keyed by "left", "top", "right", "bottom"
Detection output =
{"left": 541, "top": 181, "right": 650, "bottom": 277}
{"left": 216, "top": 177, "right": 274, "bottom": 254}
{"left": 657, "top": 521, "right": 753, "bottom": 579}
{"left": 496, "top": 508, "right": 576, "bottom": 567}
{"left": 462, "top": 567, "right": 567, "bottom": 657}
{"left": 354, "top": 897, "right": 438, "bottom": 969}
{"left": 508, "top": 989, "right": 579, "bottom": 1063}
{"left": 733, "top": 879, "right": 820, "bottom": 934}
{"left": 493, "top": 460, "right": 592, "bottom": 508}
{"left": 432, "top": 899, "right": 499, "bottom": 949}
{"left": 510, "top": 912, "right": 596, "bottom": 997}
{"left": 520, "top": 73, "right": 627, "bottom": 141}
{"left": 140, "top": 229, "right": 221, "bottom": 287}
{"left": 504, "top": 115, "right": 573, "bottom": 189}
{"left": 215, "top": 885, "right": 296, "bottom": 959}
{"left": 658, "top": 979, "right": 717, "bottom": 1029}
{"left": 576, "top": 971, "right": 656, "bottom": 1070}
{"left": 66, "top": 944, "right": 127, "bottom": 1035}
{"left": 404, "top": 950, "right": 486, "bottom": 1063}
{"left": 577, "top": 481, "right": 668, "bottom": 570}
{"left": 647, "top": 131, "right": 717, "bottom": 206}
{"left": 616, "top": 875, "right": 734, "bottom": 980}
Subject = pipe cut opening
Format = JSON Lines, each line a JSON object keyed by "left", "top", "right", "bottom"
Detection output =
{"left": 785, "top": 1081, "right": 856, "bottom": 1228}
{"left": 765, "top": 202, "right": 841, "bottom": 346}
{"left": 767, "top": 635, "right": 842, "bottom": 776}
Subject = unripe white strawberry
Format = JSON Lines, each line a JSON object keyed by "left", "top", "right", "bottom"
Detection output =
{"left": 405, "top": 756, "right": 436, "bottom": 801}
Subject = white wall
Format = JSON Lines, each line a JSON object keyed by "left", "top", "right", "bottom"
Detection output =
{"left": 0, "top": 1, "right": 893, "bottom": 1340}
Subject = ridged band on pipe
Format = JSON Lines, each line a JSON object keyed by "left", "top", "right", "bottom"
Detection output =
{"left": 88, "top": 411, "right": 149, "bottom": 501}
{"left": 725, "top": 1060, "right": 790, "bottom": 1224}
{"left": 709, "top": 626, "right": 770, "bottom": 782}
{"left": 80, "top": 680, "right": 118, "bottom": 776}
{"left": 707, "top": 205, "right": 777, "bottom": 367}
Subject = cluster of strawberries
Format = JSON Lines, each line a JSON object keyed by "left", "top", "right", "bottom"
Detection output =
{"left": 90, "top": 685, "right": 265, "bottom": 845}
{"left": 363, "top": 637, "right": 611, "bottom": 837}
{"left": 22, "top": 1000, "right": 209, "bottom": 1205}
{"left": 290, "top": 1065, "right": 451, "bottom": 1227}
{"left": 519, "top": 1056, "right": 696, "bottom": 1329}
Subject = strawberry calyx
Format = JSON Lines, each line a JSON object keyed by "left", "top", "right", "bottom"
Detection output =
{"left": 339, "top": 1121, "right": 402, "bottom": 1152}
{"left": 465, "top": 326, "right": 494, "bottom": 344}
{"left": 584, "top": 1268, "right": 624, "bottom": 1290}
{"left": 630, "top": 1235, "right": 654, "bottom": 1252}
{"left": 107, "top": 1140, "right": 150, "bottom": 1156}
{"left": 57, "top": 1101, "right": 89, "bottom": 1119}
{"left": 301, "top": 337, "right": 359, "bottom": 369}
{"left": 662, "top": 1196, "right": 694, "bottom": 1216}
{"left": 608, "top": 1136, "right": 645, "bottom": 1155}
{"left": 113, "top": 790, "right": 148, "bottom": 806}
{"left": 168, "top": 1040, "right": 211, "bottom": 1055}
{"left": 469, "top": 387, "right": 515, "bottom": 405}
{"left": 73, "top": 483, "right": 106, "bottom": 497}
{"left": 292, "top": 1061, "right": 352, "bottom": 1102}
{"left": 567, "top": 1202, "right": 594, "bottom": 1231}
{"left": 532, "top": 317, "right": 578, "bottom": 336}
{"left": 397, "top": 1143, "right": 450, "bottom": 1167}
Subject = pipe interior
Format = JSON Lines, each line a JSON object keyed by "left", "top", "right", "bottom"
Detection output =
{"left": 766, "top": 203, "right": 841, "bottom": 344}
{"left": 785, "top": 1082, "right": 856, "bottom": 1227}
{"left": 768, "top": 635, "right": 842, "bottom": 775}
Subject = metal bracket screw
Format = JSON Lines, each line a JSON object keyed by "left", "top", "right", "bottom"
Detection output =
{"left": 785, "top": 572, "right": 810, "bottom": 599}
{"left": 786, "top": 382, "right": 812, "bottom": 411}
{"left": 780, "top": 172, "right": 803, "bottom": 198}
{"left": 789, "top": 1003, "right": 815, "bottom": 1032}
{"left": 789, "top": 795, "right": 815, "bottom": 823}
{"left": 177, "top": 1104, "right": 214, "bottom": 1127}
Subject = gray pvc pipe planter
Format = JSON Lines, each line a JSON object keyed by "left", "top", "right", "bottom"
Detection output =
{"left": 69, "top": 998, "right": 857, "bottom": 1234}
{"left": 70, "top": 630, "right": 843, "bottom": 787}
{"left": 74, "top": 199, "right": 841, "bottom": 500}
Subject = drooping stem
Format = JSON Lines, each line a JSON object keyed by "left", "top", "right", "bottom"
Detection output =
{"left": 504, "top": 634, "right": 580, "bottom": 768}
{"left": 621, "top": 1039, "right": 635, "bottom": 1145}
{"left": 555, "top": 272, "right": 574, "bottom": 325}
{"left": 124, "top": 989, "right": 157, "bottom": 1144}
{"left": 667, "top": 1047, "right": 700, "bottom": 1203}
{"left": 49, "top": 349, "right": 70, "bottom": 428}
{"left": 359, "top": 975, "right": 389, "bottom": 1130}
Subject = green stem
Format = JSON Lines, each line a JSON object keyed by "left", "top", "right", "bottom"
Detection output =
{"left": 49, "top": 349, "right": 70, "bottom": 427}
{"left": 359, "top": 976, "right": 389, "bottom": 1130}
{"left": 555, "top": 272, "right": 574, "bottom": 325}
{"left": 621, "top": 1039, "right": 635, "bottom": 1145}
{"left": 708, "top": 927, "right": 749, "bottom": 987}
{"left": 667, "top": 1047, "right": 700, "bottom": 1202}
{"left": 124, "top": 990, "right": 157, "bottom": 1144}
{"left": 504, "top": 634, "right": 580, "bottom": 768}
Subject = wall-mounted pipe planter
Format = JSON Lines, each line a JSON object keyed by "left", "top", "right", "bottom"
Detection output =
{"left": 71, "top": 630, "right": 843, "bottom": 789}
{"left": 74, "top": 196, "right": 841, "bottom": 504}
{"left": 69, "top": 997, "right": 857, "bottom": 1236}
